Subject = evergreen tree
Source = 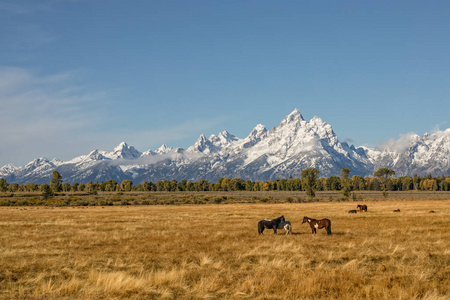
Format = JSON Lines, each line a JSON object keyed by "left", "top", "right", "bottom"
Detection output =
{"left": 40, "top": 184, "right": 53, "bottom": 199}
{"left": 0, "top": 178, "right": 7, "bottom": 192}
{"left": 301, "top": 168, "right": 319, "bottom": 199}
{"left": 50, "top": 170, "right": 62, "bottom": 193}
{"left": 340, "top": 168, "right": 351, "bottom": 198}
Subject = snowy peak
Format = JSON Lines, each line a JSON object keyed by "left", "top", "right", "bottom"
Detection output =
{"left": 0, "top": 164, "right": 17, "bottom": 176}
{"left": 188, "top": 134, "right": 216, "bottom": 154}
{"left": 307, "top": 116, "right": 337, "bottom": 144}
{"left": 110, "top": 142, "right": 141, "bottom": 159}
{"left": 156, "top": 144, "right": 172, "bottom": 155}
{"left": 243, "top": 124, "right": 268, "bottom": 148}
{"left": 278, "top": 108, "right": 304, "bottom": 127}
{"left": 87, "top": 149, "right": 109, "bottom": 161}
{"left": 25, "top": 157, "right": 51, "bottom": 167}
{"left": 218, "top": 130, "right": 237, "bottom": 142}
{"left": 188, "top": 130, "right": 239, "bottom": 154}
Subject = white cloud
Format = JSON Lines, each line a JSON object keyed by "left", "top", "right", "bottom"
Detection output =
{"left": 377, "top": 132, "right": 418, "bottom": 153}
{"left": 0, "top": 67, "right": 105, "bottom": 166}
{"left": 109, "top": 150, "right": 205, "bottom": 167}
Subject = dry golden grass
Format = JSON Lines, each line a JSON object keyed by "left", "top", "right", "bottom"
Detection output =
{"left": 0, "top": 197, "right": 449, "bottom": 299}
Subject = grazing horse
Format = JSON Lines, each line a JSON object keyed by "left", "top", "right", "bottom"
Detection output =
{"left": 393, "top": 209, "right": 401, "bottom": 212}
{"left": 302, "top": 216, "right": 331, "bottom": 235}
{"left": 258, "top": 216, "right": 285, "bottom": 235}
{"left": 429, "top": 210, "right": 435, "bottom": 213}
{"left": 357, "top": 204, "right": 368, "bottom": 212}
{"left": 348, "top": 210, "right": 357, "bottom": 213}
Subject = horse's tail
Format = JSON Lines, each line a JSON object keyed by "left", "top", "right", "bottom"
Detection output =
{"left": 327, "top": 220, "right": 332, "bottom": 235}
{"left": 258, "top": 221, "right": 263, "bottom": 234}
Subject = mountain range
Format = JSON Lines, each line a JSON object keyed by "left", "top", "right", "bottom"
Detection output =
{"left": 1, "top": 109, "right": 449, "bottom": 184}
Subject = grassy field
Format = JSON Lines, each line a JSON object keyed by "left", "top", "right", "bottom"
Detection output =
{"left": 0, "top": 193, "right": 449, "bottom": 299}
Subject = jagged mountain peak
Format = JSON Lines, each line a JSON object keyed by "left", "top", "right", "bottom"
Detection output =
{"left": 251, "top": 124, "right": 267, "bottom": 133}
{"left": 241, "top": 124, "right": 268, "bottom": 149}
{"left": 0, "top": 164, "right": 17, "bottom": 176}
{"left": 218, "top": 130, "right": 238, "bottom": 143}
{"left": 279, "top": 108, "right": 304, "bottom": 126}
{"left": 156, "top": 144, "right": 172, "bottom": 154}
{"left": 113, "top": 141, "right": 128, "bottom": 151}
{"left": 188, "top": 134, "right": 215, "bottom": 154}
{"left": 26, "top": 157, "right": 51, "bottom": 166}
{"left": 110, "top": 142, "right": 141, "bottom": 159}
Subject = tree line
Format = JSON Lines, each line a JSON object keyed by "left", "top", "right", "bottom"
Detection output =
{"left": 1, "top": 168, "right": 450, "bottom": 195}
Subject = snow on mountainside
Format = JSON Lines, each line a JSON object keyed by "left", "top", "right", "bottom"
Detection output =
{"left": 1, "top": 109, "right": 449, "bottom": 184}
{"left": 367, "top": 129, "right": 450, "bottom": 177}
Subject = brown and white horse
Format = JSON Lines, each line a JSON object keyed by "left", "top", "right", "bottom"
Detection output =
{"left": 302, "top": 216, "right": 331, "bottom": 235}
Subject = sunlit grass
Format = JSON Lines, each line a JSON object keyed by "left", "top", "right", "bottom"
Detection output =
{"left": 0, "top": 197, "right": 449, "bottom": 299}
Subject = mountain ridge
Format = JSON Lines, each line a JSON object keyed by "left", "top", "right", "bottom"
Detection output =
{"left": 1, "top": 109, "right": 449, "bottom": 184}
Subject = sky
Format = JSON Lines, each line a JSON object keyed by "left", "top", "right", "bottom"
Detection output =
{"left": 1, "top": 1, "right": 449, "bottom": 167}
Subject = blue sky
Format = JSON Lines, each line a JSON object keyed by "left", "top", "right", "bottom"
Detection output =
{"left": 1, "top": 1, "right": 449, "bottom": 167}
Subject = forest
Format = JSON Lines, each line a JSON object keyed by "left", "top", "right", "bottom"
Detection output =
{"left": 1, "top": 168, "right": 449, "bottom": 194}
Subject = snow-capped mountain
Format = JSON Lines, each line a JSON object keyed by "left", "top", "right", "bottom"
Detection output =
{"left": 1, "top": 109, "right": 449, "bottom": 184}
{"left": 365, "top": 129, "right": 450, "bottom": 177}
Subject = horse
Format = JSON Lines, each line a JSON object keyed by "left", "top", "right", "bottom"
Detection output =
{"left": 302, "top": 216, "right": 331, "bottom": 235}
{"left": 393, "top": 209, "right": 401, "bottom": 212}
{"left": 357, "top": 204, "right": 368, "bottom": 212}
{"left": 348, "top": 210, "right": 357, "bottom": 213}
{"left": 258, "top": 216, "right": 285, "bottom": 235}
{"left": 264, "top": 219, "right": 292, "bottom": 234}
{"left": 429, "top": 210, "right": 435, "bottom": 213}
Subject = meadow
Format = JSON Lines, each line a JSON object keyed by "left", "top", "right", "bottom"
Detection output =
{"left": 0, "top": 192, "right": 449, "bottom": 299}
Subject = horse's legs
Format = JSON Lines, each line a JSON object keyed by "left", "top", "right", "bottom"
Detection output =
{"left": 285, "top": 225, "right": 291, "bottom": 235}
{"left": 273, "top": 228, "right": 277, "bottom": 235}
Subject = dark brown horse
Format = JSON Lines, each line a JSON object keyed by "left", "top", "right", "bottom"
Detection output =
{"left": 357, "top": 204, "right": 367, "bottom": 212}
{"left": 302, "top": 216, "right": 331, "bottom": 235}
{"left": 393, "top": 209, "right": 401, "bottom": 212}
{"left": 258, "top": 215, "right": 285, "bottom": 235}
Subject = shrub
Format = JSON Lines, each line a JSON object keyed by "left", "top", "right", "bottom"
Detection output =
{"left": 17, "top": 199, "right": 30, "bottom": 206}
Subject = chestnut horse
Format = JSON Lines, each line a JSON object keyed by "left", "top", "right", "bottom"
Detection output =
{"left": 302, "top": 216, "right": 331, "bottom": 235}
{"left": 357, "top": 204, "right": 367, "bottom": 212}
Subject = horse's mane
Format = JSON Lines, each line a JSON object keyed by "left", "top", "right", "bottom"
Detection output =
{"left": 273, "top": 215, "right": 284, "bottom": 221}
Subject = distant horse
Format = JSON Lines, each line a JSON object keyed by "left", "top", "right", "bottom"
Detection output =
{"left": 269, "top": 219, "right": 292, "bottom": 234}
{"left": 429, "top": 210, "right": 435, "bottom": 213}
{"left": 393, "top": 209, "right": 401, "bottom": 212}
{"left": 348, "top": 210, "right": 357, "bottom": 214}
{"left": 357, "top": 204, "right": 367, "bottom": 212}
{"left": 302, "top": 216, "right": 331, "bottom": 235}
{"left": 258, "top": 216, "right": 285, "bottom": 235}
